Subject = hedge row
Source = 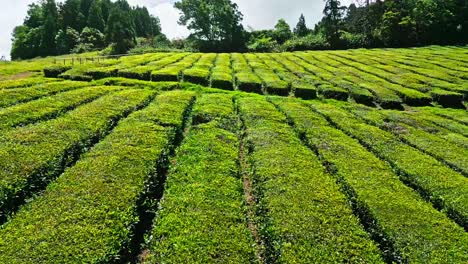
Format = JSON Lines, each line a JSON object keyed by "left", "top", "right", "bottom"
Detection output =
{"left": 0, "top": 86, "right": 122, "bottom": 130}
{"left": 95, "top": 78, "right": 179, "bottom": 91}
{"left": 210, "top": 53, "right": 234, "bottom": 90}
{"left": 332, "top": 52, "right": 464, "bottom": 106}
{"left": 413, "top": 110, "right": 468, "bottom": 137}
{"left": 244, "top": 54, "right": 290, "bottom": 96}
{"left": 151, "top": 53, "right": 201, "bottom": 82}
{"left": 314, "top": 101, "right": 468, "bottom": 230}
{"left": 272, "top": 98, "right": 468, "bottom": 263}
{"left": 0, "top": 90, "right": 195, "bottom": 263}
{"left": 318, "top": 53, "right": 430, "bottom": 107}
{"left": 145, "top": 93, "right": 256, "bottom": 263}
{"left": 378, "top": 109, "right": 468, "bottom": 149}
{"left": 86, "top": 53, "right": 171, "bottom": 79}
{"left": 268, "top": 54, "right": 318, "bottom": 99}
{"left": 45, "top": 50, "right": 467, "bottom": 106}
{"left": 0, "top": 81, "right": 91, "bottom": 108}
{"left": 117, "top": 53, "right": 175, "bottom": 80}
{"left": 296, "top": 54, "right": 374, "bottom": 104}
{"left": 415, "top": 106, "right": 468, "bottom": 125}
{"left": 0, "top": 77, "right": 57, "bottom": 89}
{"left": 182, "top": 53, "right": 216, "bottom": 86}
{"left": 232, "top": 53, "right": 263, "bottom": 94}
{"left": 349, "top": 106, "right": 468, "bottom": 176}
{"left": 0, "top": 89, "right": 156, "bottom": 223}
{"left": 238, "top": 96, "right": 382, "bottom": 263}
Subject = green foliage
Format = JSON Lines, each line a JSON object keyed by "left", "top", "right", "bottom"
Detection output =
{"left": 352, "top": 107, "right": 468, "bottom": 176}
{"left": 240, "top": 97, "right": 383, "bottom": 263}
{"left": 0, "top": 89, "right": 155, "bottom": 223}
{"left": 0, "top": 81, "right": 90, "bottom": 108}
{"left": 320, "top": 102, "right": 468, "bottom": 229}
{"left": 294, "top": 14, "right": 310, "bottom": 37}
{"left": 322, "top": 0, "right": 346, "bottom": 47}
{"left": 146, "top": 94, "right": 255, "bottom": 263}
{"left": 11, "top": 0, "right": 162, "bottom": 59}
{"left": 105, "top": 4, "right": 136, "bottom": 54}
{"left": 40, "top": 0, "right": 59, "bottom": 56}
{"left": 174, "top": 0, "right": 245, "bottom": 52}
{"left": 43, "top": 65, "right": 72, "bottom": 77}
{"left": 282, "top": 34, "right": 330, "bottom": 51}
{"left": 247, "top": 36, "right": 279, "bottom": 52}
{"left": 0, "top": 90, "right": 193, "bottom": 263}
{"left": 0, "top": 86, "right": 120, "bottom": 130}
{"left": 86, "top": 0, "right": 105, "bottom": 32}
{"left": 56, "top": 27, "right": 80, "bottom": 54}
{"left": 273, "top": 19, "right": 293, "bottom": 44}
{"left": 277, "top": 98, "right": 468, "bottom": 263}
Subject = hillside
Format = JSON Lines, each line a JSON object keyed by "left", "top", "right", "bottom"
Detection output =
{"left": 0, "top": 46, "right": 466, "bottom": 263}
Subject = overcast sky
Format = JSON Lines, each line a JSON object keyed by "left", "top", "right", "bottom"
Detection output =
{"left": 0, "top": 0, "right": 353, "bottom": 59}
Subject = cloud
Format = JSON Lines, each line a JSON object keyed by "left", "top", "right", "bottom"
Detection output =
{"left": 0, "top": 0, "right": 36, "bottom": 59}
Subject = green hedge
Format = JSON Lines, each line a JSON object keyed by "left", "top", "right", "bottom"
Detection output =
{"left": 182, "top": 67, "right": 210, "bottom": 86}
{"left": 239, "top": 96, "right": 382, "bottom": 263}
{"left": 43, "top": 65, "right": 72, "bottom": 78}
{"left": 235, "top": 71, "right": 263, "bottom": 94}
{"left": 273, "top": 98, "right": 468, "bottom": 263}
{"left": 318, "top": 84, "right": 348, "bottom": 100}
{"left": 145, "top": 93, "right": 255, "bottom": 263}
{"left": 316, "top": 101, "right": 468, "bottom": 230}
{"left": 95, "top": 78, "right": 179, "bottom": 91}
{"left": 0, "top": 89, "right": 156, "bottom": 223}
{"left": 0, "top": 86, "right": 121, "bottom": 130}
{"left": 350, "top": 107, "right": 468, "bottom": 176}
{"left": 0, "top": 90, "right": 195, "bottom": 263}
{"left": 0, "top": 81, "right": 91, "bottom": 108}
{"left": 0, "top": 77, "right": 57, "bottom": 90}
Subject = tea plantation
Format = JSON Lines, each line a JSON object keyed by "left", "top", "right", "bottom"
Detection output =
{"left": 0, "top": 46, "right": 466, "bottom": 263}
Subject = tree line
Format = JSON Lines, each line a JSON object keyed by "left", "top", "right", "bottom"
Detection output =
{"left": 11, "top": 0, "right": 162, "bottom": 60}
{"left": 11, "top": 0, "right": 468, "bottom": 60}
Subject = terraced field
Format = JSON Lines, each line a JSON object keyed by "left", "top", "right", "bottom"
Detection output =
{"left": 45, "top": 46, "right": 468, "bottom": 109}
{"left": 0, "top": 47, "right": 467, "bottom": 263}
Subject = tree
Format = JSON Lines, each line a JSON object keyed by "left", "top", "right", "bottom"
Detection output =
{"left": 24, "top": 3, "right": 43, "bottom": 28}
{"left": 174, "top": 0, "right": 245, "bottom": 51}
{"left": 105, "top": 1, "right": 136, "bottom": 54}
{"left": 56, "top": 27, "right": 80, "bottom": 54}
{"left": 133, "top": 6, "right": 155, "bottom": 38}
{"left": 40, "top": 0, "right": 59, "bottom": 56}
{"left": 11, "top": 26, "right": 42, "bottom": 60}
{"left": 80, "top": 0, "right": 94, "bottom": 21}
{"left": 80, "top": 27, "right": 105, "bottom": 48}
{"left": 294, "top": 14, "right": 310, "bottom": 37}
{"left": 322, "top": 0, "right": 346, "bottom": 47}
{"left": 273, "top": 19, "right": 293, "bottom": 44}
{"left": 100, "top": 0, "right": 112, "bottom": 23}
{"left": 61, "top": 0, "right": 85, "bottom": 31}
{"left": 87, "top": 0, "right": 105, "bottom": 32}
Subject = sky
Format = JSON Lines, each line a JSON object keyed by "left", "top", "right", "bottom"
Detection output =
{"left": 0, "top": 0, "right": 353, "bottom": 60}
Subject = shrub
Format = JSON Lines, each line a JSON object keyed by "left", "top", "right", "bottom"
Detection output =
{"left": 282, "top": 34, "right": 330, "bottom": 51}
{"left": 43, "top": 65, "right": 72, "bottom": 78}
{"left": 247, "top": 36, "right": 279, "bottom": 52}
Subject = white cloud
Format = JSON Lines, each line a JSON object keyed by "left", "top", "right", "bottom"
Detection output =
{"left": 0, "top": 0, "right": 36, "bottom": 60}
{"left": 0, "top": 0, "right": 354, "bottom": 60}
